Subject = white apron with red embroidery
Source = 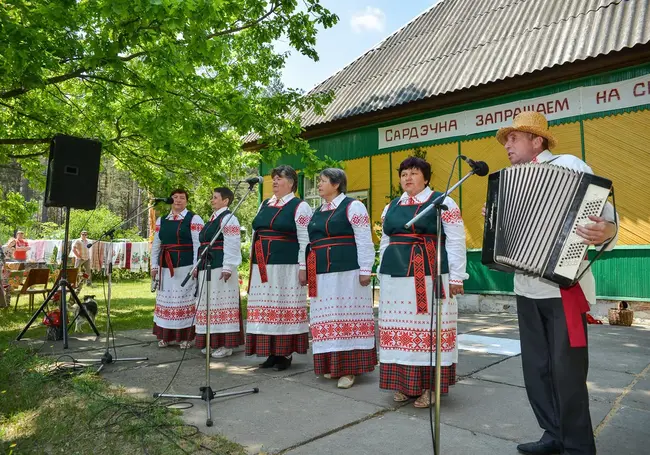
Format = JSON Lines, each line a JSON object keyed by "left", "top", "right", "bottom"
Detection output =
{"left": 378, "top": 188, "right": 469, "bottom": 367}
{"left": 151, "top": 210, "right": 204, "bottom": 331}
{"left": 246, "top": 194, "right": 312, "bottom": 336}
{"left": 309, "top": 195, "right": 376, "bottom": 355}
{"left": 196, "top": 208, "right": 243, "bottom": 335}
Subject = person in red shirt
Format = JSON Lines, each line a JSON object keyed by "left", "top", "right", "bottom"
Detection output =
{"left": 13, "top": 231, "right": 30, "bottom": 262}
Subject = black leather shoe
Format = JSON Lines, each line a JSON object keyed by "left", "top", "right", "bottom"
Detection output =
{"left": 517, "top": 440, "right": 563, "bottom": 455}
{"left": 259, "top": 355, "right": 278, "bottom": 368}
{"left": 273, "top": 356, "right": 292, "bottom": 371}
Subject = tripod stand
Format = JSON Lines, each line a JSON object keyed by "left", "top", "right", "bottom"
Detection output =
{"left": 153, "top": 180, "right": 260, "bottom": 427}
{"left": 404, "top": 158, "right": 489, "bottom": 455}
{"left": 74, "top": 203, "right": 153, "bottom": 372}
{"left": 17, "top": 207, "right": 100, "bottom": 348}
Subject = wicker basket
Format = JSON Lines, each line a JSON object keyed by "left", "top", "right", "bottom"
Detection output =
{"left": 608, "top": 301, "right": 633, "bottom": 327}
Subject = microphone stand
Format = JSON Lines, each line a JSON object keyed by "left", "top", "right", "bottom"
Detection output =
{"left": 153, "top": 181, "right": 259, "bottom": 427}
{"left": 404, "top": 166, "right": 484, "bottom": 455}
{"left": 74, "top": 203, "right": 154, "bottom": 372}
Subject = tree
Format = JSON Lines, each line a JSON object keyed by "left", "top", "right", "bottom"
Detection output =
{"left": 0, "top": 189, "right": 39, "bottom": 233}
{"left": 0, "top": 0, "right": 338, "bottom": 191}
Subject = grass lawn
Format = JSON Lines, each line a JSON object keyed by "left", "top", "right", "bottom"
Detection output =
{"left": 0, "top": 278, "right": 155, "bottom": 346}
{"left": 1, "top": 278, "right": 249, "bottom": 345}
{"left": 0, "top": 278, "right": 248, "bottom": 455}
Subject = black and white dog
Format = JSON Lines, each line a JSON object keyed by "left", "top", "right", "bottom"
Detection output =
{"left": 71, "top": 295, "right": 98, "bottom": 332}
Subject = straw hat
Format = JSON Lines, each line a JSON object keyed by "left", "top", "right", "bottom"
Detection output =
{"left": 496, "top": 111, "right": 557, "bottom": 149}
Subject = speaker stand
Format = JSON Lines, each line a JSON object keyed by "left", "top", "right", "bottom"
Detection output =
{"left": 17, "top": 207, "right": 100, "bottom": 347}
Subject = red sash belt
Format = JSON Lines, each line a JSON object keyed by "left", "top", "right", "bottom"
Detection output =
{"left": 389, "top": 234, "right": 445, "bottom": 314}
{"left": 199, "top": 241, "right": 224, "bottom": 267}
{"left": 559, "top": 283, "right": 590, "bottom": 348}
{"left": 307, "top": 235, "right": 356, "bottom": 298}
{"left": 253, "top": 229, "right": 298, "bottom": 284}
{"left": 200, "top": 241, "right": 224, "bottom": 249}
{"left": 159, "top": 243, "right": 193, "bottom": 278}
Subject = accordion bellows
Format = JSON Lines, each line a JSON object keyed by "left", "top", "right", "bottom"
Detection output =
{"left": 482, "top": 163, "right": 612, "bottom": 287}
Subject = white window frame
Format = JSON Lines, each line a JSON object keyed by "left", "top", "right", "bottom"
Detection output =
{"left": 348, "top": 190, "right": 369, "bottom": 208}
{"left": 303, "top": 175, "right": 322, "bottom": 211}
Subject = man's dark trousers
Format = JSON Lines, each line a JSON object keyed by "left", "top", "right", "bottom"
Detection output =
{"left": 517, "top": 295, "right": 596, "bottom": 454}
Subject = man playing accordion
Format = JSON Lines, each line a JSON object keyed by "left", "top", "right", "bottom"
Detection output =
{"left": 490, "top": 112, "right": 618, "bottom": 455}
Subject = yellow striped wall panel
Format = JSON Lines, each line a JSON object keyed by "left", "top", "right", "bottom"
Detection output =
{"left": 342, "top": 157, "right": 370, "bottom": 191}
{"left": 262, "top": 175, "right": 273, "bottom": 200}
{"left": 584, "top": 111, "right": 650, "bottom": 245}
{"left": 390, "top": 149, "right": 411, "bottom": 193}
{"left": 370, "top": 153, "right": 391, "bottom": 226}
{"left": 460, "top": 137, "right": 511, "bottom": 248}
{"left": 549, "top": 121, "right": 582, "bottom": 159}
{"left": 421, "top": 143, "right": 460, "bottom": 193}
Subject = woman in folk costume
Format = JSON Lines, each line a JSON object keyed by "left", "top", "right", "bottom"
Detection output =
{"left": 307, "top": 168, "right": 376, "bottom": 389}
{"left": 246, "top": 165, "right": 312, "bottom": 371}
{"left": 193, "top": 187, "right": 243, "bottom": 358}
{"left": 378, "top": 156, "right": 468, "bottom": 408}
{"left": 151, "top": 189, "right": 204, "bottom": 349}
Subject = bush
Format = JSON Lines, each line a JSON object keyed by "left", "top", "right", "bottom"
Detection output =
{"left": 26, "top": 206, "right": 146, "bottom": 241}
{"left": 96, "top": 268, "right": 150, "bottom": 282}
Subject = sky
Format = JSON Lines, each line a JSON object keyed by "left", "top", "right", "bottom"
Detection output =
{"left": 278, "top": 0, "right": 442, "bottom": 92}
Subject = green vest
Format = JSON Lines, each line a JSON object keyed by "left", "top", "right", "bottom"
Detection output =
{"left": 159, "top": 211, "right": 195, "bottom": 269}
{"left": 307, "top": 197, "right": 359, "bottom": 274}
{"left": 251, "top": 197, "right": 301, "bottom": 265}
{"left": 197, "top": 210, "right": 230, "bottom": 270}
{"left": 379, "top": 192, "right": 449, "bottom": 277}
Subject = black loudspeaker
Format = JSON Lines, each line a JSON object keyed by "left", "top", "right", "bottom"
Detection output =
{"left": 44, "top": 134, "right": 102, "bottom": 209}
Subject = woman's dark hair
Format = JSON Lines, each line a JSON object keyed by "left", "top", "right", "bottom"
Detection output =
{"left": 271, "top": 165, "right": 298, "bottom": 193}
{"left": 213, "top": 187, "right": 234, "bottom": 206}
{"left": 398, "top": 156, "right": 432, "bottom": 185}
{"left": 169, "top": 188, "right": 189, "bottom": 201}
{"left": 319, "top": 168, "right": 347, "bottom": 194}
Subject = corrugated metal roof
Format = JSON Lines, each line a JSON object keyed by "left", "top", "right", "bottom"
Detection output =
{"left": 246, "top": 0, "right": 650, "bottom": 144}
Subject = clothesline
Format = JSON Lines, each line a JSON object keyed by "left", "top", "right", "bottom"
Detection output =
{"left": 22, "top": 239, "right": 151, "bottom": 272}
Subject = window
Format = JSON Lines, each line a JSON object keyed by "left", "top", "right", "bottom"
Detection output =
{"left": 348, "top": 190, "right": 369, "bottom": 209}
{"left": 303, "top": 175, "right": 322, "bottom": 211}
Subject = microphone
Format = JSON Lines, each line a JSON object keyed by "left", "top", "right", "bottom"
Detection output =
{"left": 243, "top": 176, "right": 264, "bottom": 185}
{"left": 152, "top": 197, "right": 173, "bottom": 204}
{"left": 460, "top": 156, "right": 490, "bottom": 176}
{"left": 403, "top": 158, "right": 489, "bottom": 229}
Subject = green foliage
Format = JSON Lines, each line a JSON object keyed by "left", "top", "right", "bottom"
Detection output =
{"left": 26, "top": 206, "right": 145, "bottom": 240}
{"left": 102, "top": 268, "right": 150, "bottom": 282}
{"left": 0, "top": 189, "right": 38, "bottom": 231}
{"left": 0, "top": 0, "right": 339, "bottom": 193}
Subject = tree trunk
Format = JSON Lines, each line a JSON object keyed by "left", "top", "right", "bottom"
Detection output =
{"left": 41, "top": 201, "right": 49, "bottom": 222}
{"left": 136, "top": 187, "right": 142, "bottom": 235}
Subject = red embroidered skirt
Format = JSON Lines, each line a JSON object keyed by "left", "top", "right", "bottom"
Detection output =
{"left": 379, "top": 363, "right": 457, "bottom": 396}
{"left": 194, "top": 332, "right": 243, "bottom": 349}
{"left": 313, "top": 348, "right": 377, "bottom": 377}
{"left": 245, "top": 333, "right": 309, "bottom": 356}
{"left": 153, "top": 323, "right": 195, "bottom": 343}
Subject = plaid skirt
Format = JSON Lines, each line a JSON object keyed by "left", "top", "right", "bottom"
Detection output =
{"left": 379, "top": 363, "right": 457, "bottom": 396}
{"left": 153, "top": 323, "right": 195, "bottom": 343}
{"left": 195, "top": 332, "right": 243, "bottom": 350}
{"left": 245, "top": 333, "right": 309, "bottom": 357}
{"left": 313, "top": 348, "right": 377, "bottom": 377}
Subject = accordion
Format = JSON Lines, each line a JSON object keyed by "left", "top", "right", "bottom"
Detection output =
{"left": 482, "top": 163, "right": 612, "bottom": 287}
